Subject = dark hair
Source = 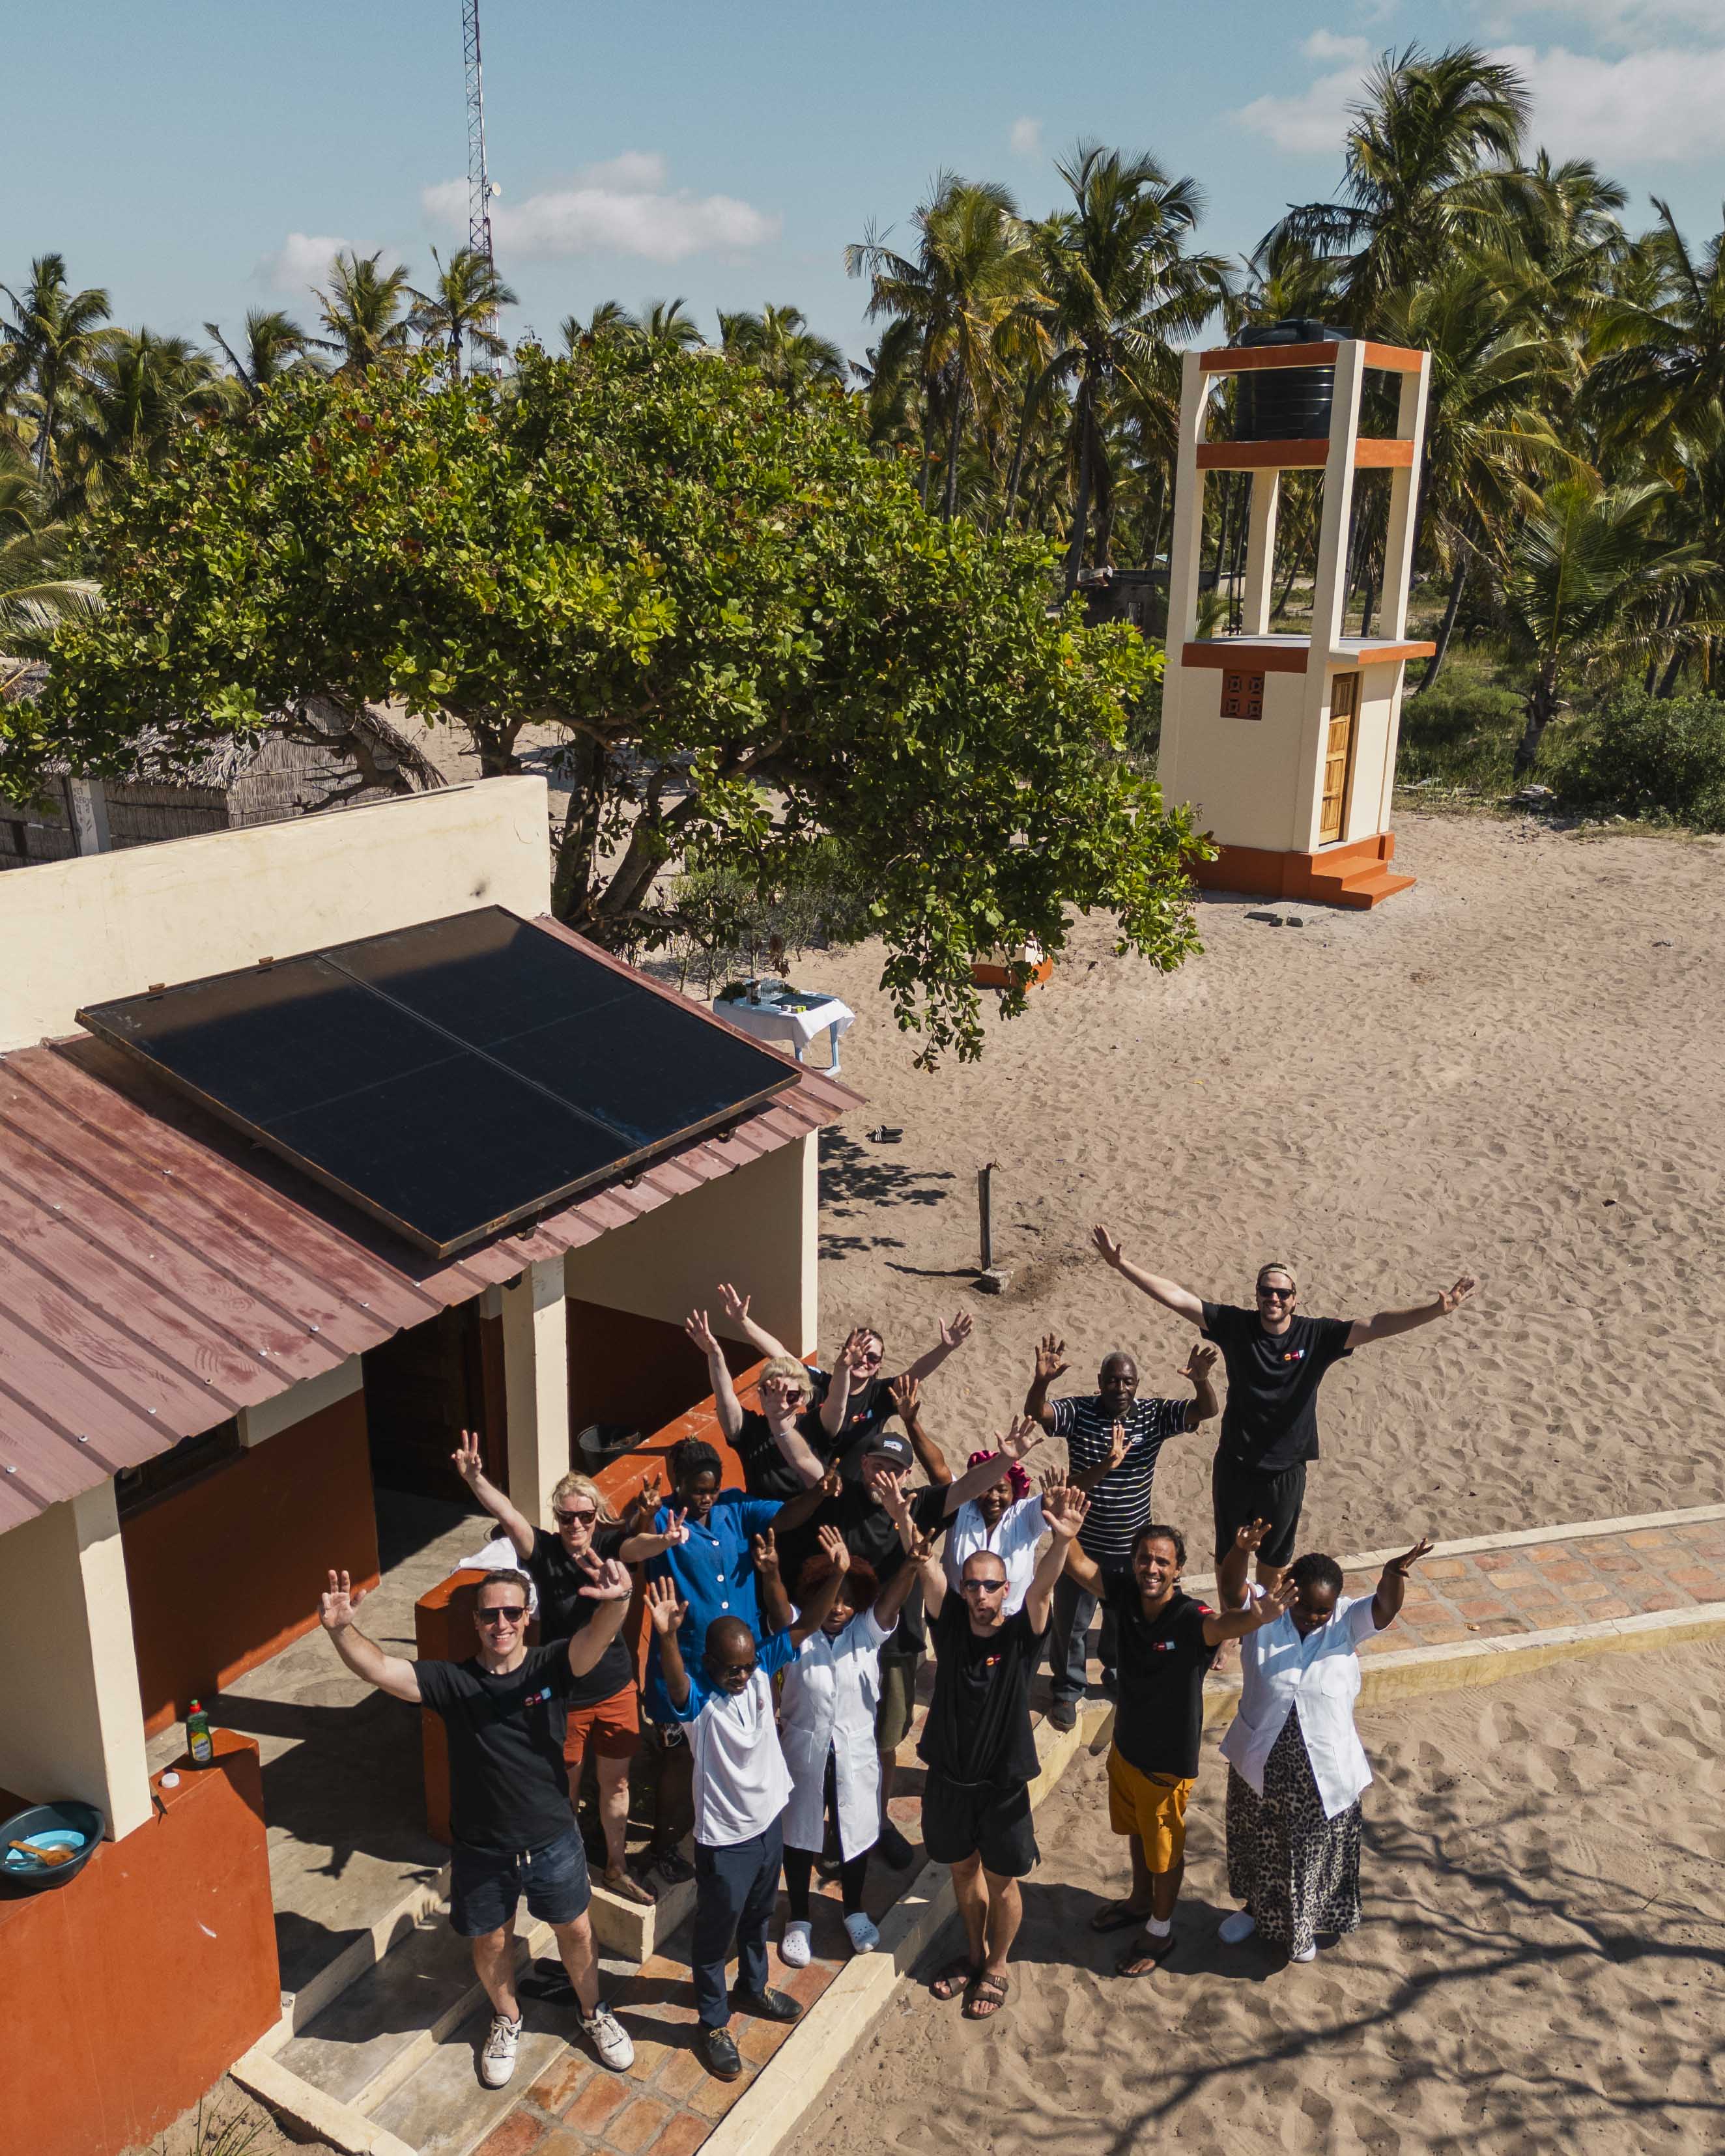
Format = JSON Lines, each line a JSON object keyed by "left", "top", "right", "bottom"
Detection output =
{"left": 472, "top": 1567, "right": 533, "bottom": 1606}
{"left": 671, "top": 1438, "right": 722, "bottom": 1487}
{"left": 796, "top": 1550, "right": 879, "bottom": 1613}
{"left": 1289, "top": 1552, "right": 1344, "bottom": 1598}
{"left": 1130, "top": 1523, "right": 1186, "bottom": 1568}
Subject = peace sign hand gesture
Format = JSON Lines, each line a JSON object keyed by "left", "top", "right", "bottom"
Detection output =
{"left": 451, "top": 1429, "right": 485, "bottom": 1485}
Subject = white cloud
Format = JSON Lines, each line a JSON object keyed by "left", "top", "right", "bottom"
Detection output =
{"left": 255, "top": 232, "right": 348, "bottom": 294}
{"left": 1302, "top": 29, "right": 1370, "bottom": 61}
{"left": 1505, "top": 0, "right": 1725, "bottom": 39}
{"left": 421, "top": 152, "right": 778, "bottom": 264}
{"left": 1497, "top": 40, "right": 1725, "bottom": 161}
{"left": 1010, "top": 115, "right": 1043, "bottom": 158}
{"left": 1232, "top": 33, "right": 1375, "bottom": 152}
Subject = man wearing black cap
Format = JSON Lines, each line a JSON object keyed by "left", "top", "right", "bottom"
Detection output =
{"left": 808, "top": 1419, "right": 1045, "bottom": 1867}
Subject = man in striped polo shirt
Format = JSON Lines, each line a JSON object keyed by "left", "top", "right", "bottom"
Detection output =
{"left": 1023, "top": 1334, "right": 1219, "bottom": 1731}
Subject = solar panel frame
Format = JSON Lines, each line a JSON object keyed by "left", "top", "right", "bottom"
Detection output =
{"left": 75, "top": 909, "right": 800, "bottom": 1256}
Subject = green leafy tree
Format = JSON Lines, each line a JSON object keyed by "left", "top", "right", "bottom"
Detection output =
{"left": 408, "top": 246, "right": 517, "bottom": 380}
{"left": 15, "top": 349, "right": 1208, "bottom": 1061}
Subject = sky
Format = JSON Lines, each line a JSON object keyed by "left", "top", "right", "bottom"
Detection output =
{"left": 5, "top": 0, "right": 1724, "bottom": 364}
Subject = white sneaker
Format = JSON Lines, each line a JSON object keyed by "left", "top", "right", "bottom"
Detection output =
{"left": 1291, "top": 1943, "right": 1318, "bottom": 1963}
{"left": 479, "top": 2012, "right": 520, "bottom": 2088}
{"left": 843, "top": 1911, "right": 880, "bottom": 1955}
{"left": 581, "top": 2000, "right": 635, "bottom": 2072}
{"left": 1218, "top": 1910, "right": 1257, "bottom": 1946}
{"left": 780, "top": 1918, "right": 813, "bottom": 1968}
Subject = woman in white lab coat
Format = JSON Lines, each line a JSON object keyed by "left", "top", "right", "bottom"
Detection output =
{"left": 778, "top": 1525, "right": 929, "bottom": 1965}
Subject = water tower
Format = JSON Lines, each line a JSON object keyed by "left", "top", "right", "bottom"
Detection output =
{"left": 1157, "top": 328, "right": 1433, "bottom": 907}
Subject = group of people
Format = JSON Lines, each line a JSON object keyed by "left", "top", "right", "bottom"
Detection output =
{"left": 319, "top": 1229, "right": 1474, "bottom": 2083}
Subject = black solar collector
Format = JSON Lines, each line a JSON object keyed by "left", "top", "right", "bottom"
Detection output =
{"left": 76, "top": 909, "right": 798, "bottom": 1256}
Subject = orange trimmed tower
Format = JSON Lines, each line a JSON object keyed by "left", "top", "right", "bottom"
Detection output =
{"left": 1158, "top": 332, "right": 1433, "bottom": 907}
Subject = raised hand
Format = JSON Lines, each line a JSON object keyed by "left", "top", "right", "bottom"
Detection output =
{"left": 816, "top": 1523, "right": 850, "bottom": 1572}
{"left": 451, "top": 1429, "right": 484, "bottom": 1484}
{"left": 319, "top": 1568, "right": 365, "bottom": 1630}
{"left": 838, "top": 1327, "right": 872, "bottom": 1377}
{"left": 1105, "top": 1421, "right": 1130, "bottom": 1473}
{"left": 1387, "top": 1535, "right": 1434, "bottom": 1577}
{"left": 619, "top": 1469, "right": 663, "bottom": 1534}
{"left": 904, "top": 1522, "right": 935, "bottom": 1566}
{"left": 873, "top": 1469, "right": 911, "bottom": 1526}
{"left": 1001, "top": 1415, "right": 1046, "bottom": 1464}
{"left": 578, "top": 1557, "right": 634, "bottom": 1604}
{"left": 1045, "top": 1484, "right": 1090, "bottom": 1540}
{"left": 716, "top": 1281, "right": 751, "bottom": 1326}
{"left": 816, "top": 1462, "right": 843, "bottom": 1501}
{"left": 1256, "top": 1578, "right": 1298, "bottom": 1623}
{"left": 1092, "top": 1225, "right": 1124, "bottom": 1269}
{"left": 1034, "top": 1333, "right": 1069, "bottom": 1385}
{"left": 683, "top": 1308, "right": 720, "bottom": 1357}
{"left": 939, "top": 1311, "right": 973, "bottom": 1352}
{"left": 1181, "top": 1341, "right": 1218, "bottom": 1384}
{"left": 1233, "top": 1516, "right": 1272, "bottom": 1555}
{"left": 646, "top": 1576, "right": 687, "bottom": 1636}
{"left": 751, "top": 1527, "right": 781, "bottom": 1578}
{"left": 888, "top": 1372, "right": 921, "bottom": 1419}
{"left": 1038, "top": 1465, "right": 1070, "bottom": 1500}
{"left": 661, "top": 1505, "right": 690, "bottom": 1547}
{"left": 1437, "top": 1277, "right": 1477, "bottom": 1317}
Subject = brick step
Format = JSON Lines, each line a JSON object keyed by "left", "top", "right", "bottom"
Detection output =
{"left": 1308, "top": 866, "right": 1417, "bottom": 909}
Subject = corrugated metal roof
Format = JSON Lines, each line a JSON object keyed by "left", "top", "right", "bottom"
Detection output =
{"left": 0, "top": 919, "right": 862, "bottom": 1533}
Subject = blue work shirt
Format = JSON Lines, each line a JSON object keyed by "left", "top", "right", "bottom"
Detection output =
{"left": 642, "top": 1490, "right": 782, "bottom": 1724}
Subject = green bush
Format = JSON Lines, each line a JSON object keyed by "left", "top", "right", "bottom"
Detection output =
{"left": 663, "top": 838, "right": 875, "bottom": 997}
{"left": 1554, "top": 689, "right": 1725, "bottom": 830}
{"left": 1395, "top": 672, "right": 1526, "bottom": 793}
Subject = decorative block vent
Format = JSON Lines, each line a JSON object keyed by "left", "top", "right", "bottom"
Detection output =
{"left": 1219, "top": 668, "right": 1266, "bottom": 720}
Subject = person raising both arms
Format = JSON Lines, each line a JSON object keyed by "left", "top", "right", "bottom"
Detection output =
{"left": 1090, "top": 1228, "right": 1476, "bottom": 1588}
{"left": 1023, "top": 1331, "right": 1220, "bottom": 1732}
{"left": 318, "top": 1561, "right": 636, "bottom": 2090}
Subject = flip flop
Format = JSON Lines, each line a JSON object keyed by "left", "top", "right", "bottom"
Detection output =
{"left": 962, "top": 1971, "right": 1009, "bottom": 2020}
{"left": 1115, "top": 1929, "right": 1178, "bottom": 1978}
{"left": 930, "top": 1957, "right": 980, "bottom": 2002}
{"left": 1089, "top": 1900, "right": 1153, "bottom": 1934}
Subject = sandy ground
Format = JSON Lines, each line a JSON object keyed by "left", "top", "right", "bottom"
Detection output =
{"left": 122, "top": 2080, "right": 334, "bottom": 2155}
{"left": 784, "top": 1638, "right": 1725, "bottom": 2156}
{"left": 780, "top": 810, "right": 1725, "bottom": 1557}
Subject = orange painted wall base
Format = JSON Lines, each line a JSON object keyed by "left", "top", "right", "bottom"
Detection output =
{"left": 0, "top": 1731, "right": 280, "bottom": 2156}
{"left": 971, "top": 954, "right": 1055, "bottom": 989}
{"left": 1191, "top": 831, "right": 1416, "bottom": 909}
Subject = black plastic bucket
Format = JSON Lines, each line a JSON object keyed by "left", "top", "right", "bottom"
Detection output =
{"left": 1234, "top": 319, "right": 1354, "bottom": 441}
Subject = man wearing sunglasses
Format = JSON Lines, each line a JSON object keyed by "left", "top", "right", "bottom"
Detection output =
{"left": 1091, "top": 1228, "right": 1476, "bottom": 1587}
{"left": 318, "top": 1559, "right": 637, "bottom": 2090}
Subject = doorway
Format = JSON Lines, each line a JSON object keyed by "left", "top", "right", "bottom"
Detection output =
{"left": 1320, "top": 672, "right": 1360, "bottom": 844}
{"left": 362, "top": 1303, "right": 505, "bottom": 1565}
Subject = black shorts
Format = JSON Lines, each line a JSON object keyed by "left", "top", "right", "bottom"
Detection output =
{"left": 921, "top": 1770, "right": 1039, "bottom": 1879}
{"left": 449, "top": 1825, "right": 591, "bottom": 1937}
{"left": 1212, "top": 1454, "right": 1307, "bottom": 1569}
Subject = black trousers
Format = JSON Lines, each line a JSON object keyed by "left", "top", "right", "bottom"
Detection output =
{"left": 692, "top": 1819, "right": 783, "bottom": 2027}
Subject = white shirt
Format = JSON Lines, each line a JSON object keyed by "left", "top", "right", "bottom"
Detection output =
{"left": 943, "top": 1496, "right": 1047, "bottom": 1616}
{"left": 780, "top": 1609, "right": 891, "bottom": 1861}
{"left": 687, "top": 1667, "right": 793, "bottom": 1847}
{"left": 1219, "top": 1590, "right": 1381, "bottom": 1819}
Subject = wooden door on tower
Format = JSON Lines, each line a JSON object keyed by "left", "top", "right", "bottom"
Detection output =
{"left": 1320, "top": 674, "right": 1360, "bottom": 843}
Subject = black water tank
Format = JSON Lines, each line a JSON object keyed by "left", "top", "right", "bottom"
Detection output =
{"left": 1234, "top": 319, "right": 1355, "bottom": 441}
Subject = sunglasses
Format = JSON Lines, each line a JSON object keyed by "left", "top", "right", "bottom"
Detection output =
{"left": 960, "top": 1578, "right": 1006, "bottom": 1595}
{"left": 476, "top": 1604, "right": 527, "bottom": 1624}
{"left": 1257, "top": 1284, "right": 1296, "bottom": 1300}
{"left": 858, "top": 1349, "right": 883, "bottom": 1366}
{"left": 553, "top": 1507, "right": 598, "bottom": 1527}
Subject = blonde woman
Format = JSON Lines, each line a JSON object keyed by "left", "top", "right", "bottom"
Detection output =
{"left": 453, "top": 1432, "right": 688, "bottom": 1905}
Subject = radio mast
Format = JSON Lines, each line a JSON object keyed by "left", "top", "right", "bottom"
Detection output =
{"left": 462, "top": 0, "right": 500, "bottom": 364}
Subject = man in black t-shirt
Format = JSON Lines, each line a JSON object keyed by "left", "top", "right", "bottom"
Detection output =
{"left": 1062, "top": 1512, "right": 1286, "bottom": 1974}
{"left": 318, "top": 1561, "right": 638, "bottom": 2091}
{"left": 1091, "top": 1227, "right": 1476, "bottom": 1584}
{"left": 902, "top": 1481, "right": 1085, "bottom": 2021}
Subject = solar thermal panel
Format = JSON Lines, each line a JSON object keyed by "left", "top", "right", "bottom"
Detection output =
{"left": 76, "top": 909, "right": 797, "bottom": 1255}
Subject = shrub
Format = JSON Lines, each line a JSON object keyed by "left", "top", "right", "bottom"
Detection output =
{"left": 1395, "top": 672, "right": 1526, "bottom": 793}
{"left": 1554, "top": 689, "right": 1725, "bottom": 830}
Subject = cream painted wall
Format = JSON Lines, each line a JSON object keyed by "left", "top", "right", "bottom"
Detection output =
{"left": 1165, "top": 665, "right": 1308, "bottom": 853}
{"left": 0, "top": 1484, "right": 152, "bottom": 1838}
{"left": 0, "top": 776, "right": 552, "bottom": 1052}
{"left": 563, "top": 1133, "right": 820, "bottom": 1360}
{"left": 1340, "top": 673, "right": 1401, "bottom": 847}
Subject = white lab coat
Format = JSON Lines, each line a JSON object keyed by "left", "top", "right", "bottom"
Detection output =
{"left": 778, "top": 1608, "right": 892, "bottom": 1861}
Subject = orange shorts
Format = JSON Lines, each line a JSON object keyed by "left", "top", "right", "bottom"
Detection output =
{"left": 1106, "top": 1748, "right": 1193, "bottom": 1873}
{"left": 563, "top": 1684, "right": 640, "bottom": 1765}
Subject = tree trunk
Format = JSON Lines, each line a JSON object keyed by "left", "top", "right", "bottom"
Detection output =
{"left": 941, "top": 361, "right": 967, "bottom": 522}
{"left": 1091, "top": 405, "right": 1116, "bottom": 570}
{"left": 1655, "top": 639, "right": 1687, "bottom": 698}
{"left": 550, "top": 732, "right": 606, "bottom": 925}
{"left": 1061, "top": 377, "right": 1096, "bottom": 599}
{"left": 1415, "top": 539, "right": 1472, "bottom": 694}
{"left": 1512, "top": 672, "right": 1558, "bottom": 778}
{"left": 1358, "top": 571, "right": 1376, "bottom": 641}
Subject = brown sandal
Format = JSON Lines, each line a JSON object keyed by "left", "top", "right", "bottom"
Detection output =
{"left": 962, "top": 1971, "right": 1009, "bottom": 2019}
{"left": 1115, "top": 1928, "right": 1178, "bottom": 1978}
{"left": 930, "top": 1957, "right": 979, "bottom": 2002}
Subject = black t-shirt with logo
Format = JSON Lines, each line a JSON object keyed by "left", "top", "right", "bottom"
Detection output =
{"left": 1105, "top": 1578, "right": 1218, "bottom": 1780}
{"left": 416, "top": 1642, "right": 582, "bottom": 1851}
{"left": 919, "top": 1597, "right": 1046, "bottom": 1788}
{"left": 734, "top": 1409, "right": 842, "bottom": 1503}
{"left": 526, "top": 1525, "right": 631, "bottom": 1710}
{"left": 808, "top": 1368, "right": 900, "bottom": 1455}
{"left": 829, "top": 1479, "right": 950, "bottom": 1656}
{"left": 1201, "top": 1303, "right": 1355, "bottom": 1471}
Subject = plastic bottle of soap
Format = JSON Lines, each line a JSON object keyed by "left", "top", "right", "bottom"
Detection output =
{"left": 187, "top": 1700, "right": 214, "bottom": 1766}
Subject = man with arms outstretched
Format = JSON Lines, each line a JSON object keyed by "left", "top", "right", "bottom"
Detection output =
{"left": 1091, "top": 1227, "right": 1476, "bottom": 1585}
{"left": 318, "top": 1561, "right": 637, "bottom": 2090}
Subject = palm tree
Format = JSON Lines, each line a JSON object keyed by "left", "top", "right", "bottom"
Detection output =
{"left": 631, "top": 299, "right": 705, "bottom": 353}
{"left": 560, "top": 301, "right": 633, "bottom": 356}
{"left": 0, "top": 253, "right": 115, "bottom": 481}
{"left": 55, "top": 330, "right": 226, "bottom": 514}
{"left": 717, "top": 305, "right": 847, "bottom": 406}
{"left": 1268, "top": 44, "right": 1530, "bottom": 335}
{"left": 1589, "top": 204, "right": 1725, "bottom": 467}
{"left": 1032, "top": 143, "right": 1228, "bottom": 591}
{"left": 847, "top": 175, "right": 1034, "bottom": 517}
{"left": 850, "top": 317, "right": 922, "bottom": 456}
{"left": 0, "top": 434, "right": 100, "bottom": 634}
{"left": 203, "top": 308, "right": 314, "bottom": 402}
{"left": 311, "top": 250, "right": 414, "bottom": 377}
{"left": 408, "top": 246, "right": 517, "bottom": 380}
{"left": 1496, "top": 476, "right": 1716, "bottom": 773}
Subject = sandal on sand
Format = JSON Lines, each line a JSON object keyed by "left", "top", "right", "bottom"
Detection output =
{"left": 930, "top": 1957, "right": 980, "bottom": 2002}
{"left": 963, "top": 1972, "right": 1009, "bottom": 2020}
{"left": 1115, "top": 1929, "right": 1178, "bottom": 1978}
{"left": 1089, "top": 1899, "right": 1152, "bottom": 1934}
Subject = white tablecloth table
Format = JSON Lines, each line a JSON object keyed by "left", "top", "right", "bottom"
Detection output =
{"left": 713, "top": 982, "right": 855, "bottom": 1073}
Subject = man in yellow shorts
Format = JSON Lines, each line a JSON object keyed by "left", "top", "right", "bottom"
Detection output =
{"left": 1060, "top": 1509, "right": 1288, "bottom": 1974}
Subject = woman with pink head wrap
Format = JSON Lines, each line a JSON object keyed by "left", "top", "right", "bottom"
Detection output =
{"left": 942, "top": 1446, "right": 1047, "bottom": 1616}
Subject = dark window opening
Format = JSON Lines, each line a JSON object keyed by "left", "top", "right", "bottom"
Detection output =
{"left": 114, "top": 1419, "right": 242, "bottom": 1518}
